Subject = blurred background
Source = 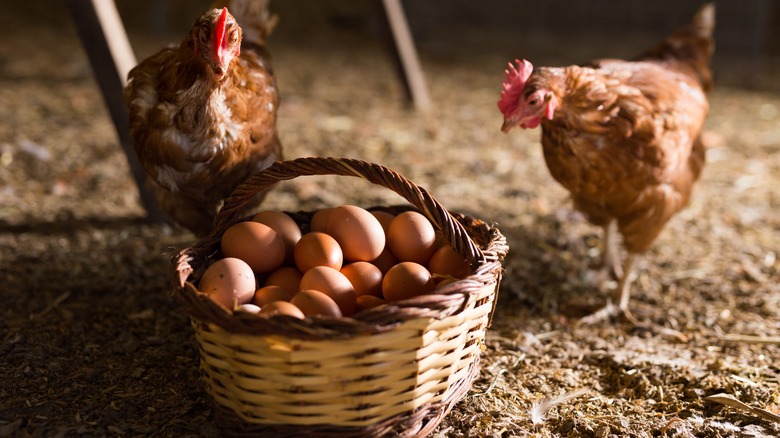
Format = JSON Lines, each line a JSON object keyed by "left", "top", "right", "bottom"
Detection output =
{"left": 117, "top": 0, "right": 779, "bottom": 91}
{"left": 3, "top": 0, "right": 777, "bottom": 92}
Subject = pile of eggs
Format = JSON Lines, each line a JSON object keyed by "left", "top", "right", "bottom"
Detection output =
{"left": 197, "top": 205, "right": 470, "bottom": 318}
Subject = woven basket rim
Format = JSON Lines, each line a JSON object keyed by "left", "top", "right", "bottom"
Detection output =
{"left": 170, "top": 157, "right": 509, "bottom": 340}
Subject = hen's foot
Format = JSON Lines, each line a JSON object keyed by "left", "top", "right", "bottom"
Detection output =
{"left": 577, "top": 252, "right": 688, "bottom": 342}
{"left": 577, "top": 302, "right": 687, "bottom": 342}
{"left": 577, "top": 300, "right": 640, "bottom": 326}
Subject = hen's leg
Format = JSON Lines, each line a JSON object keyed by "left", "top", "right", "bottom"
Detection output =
{"left": 579, "top": 252, "right": 636, "bottom": 325}
{"left": 603, "top": 220, "right": 623, "bottom": 279}
{"left": 612, "top": 253, "right": 639, "bottom": 323}
{"left": 585, "top": 220, "right": 622, "bottom": 287}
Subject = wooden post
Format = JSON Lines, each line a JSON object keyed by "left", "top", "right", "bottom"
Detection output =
{"left": 65, "top": 0, "right": 167, "bottom": 225}
{"left": 379, "top": 0, "right": 432, "bottom": 112}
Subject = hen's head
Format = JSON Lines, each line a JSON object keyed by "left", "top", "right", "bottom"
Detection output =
{"left": 498, "top": 59, "right": 558, "bottom": 132}
{"left": 190, "top": 8, "right": 242, "bottom": 81}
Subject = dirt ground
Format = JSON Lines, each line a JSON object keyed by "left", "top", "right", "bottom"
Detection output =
{"left": 1, "top": 1, "right": 779, "bottom": 437}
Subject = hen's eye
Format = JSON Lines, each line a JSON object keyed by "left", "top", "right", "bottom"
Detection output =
{"left": 528, "top": 99, "right": 539, "bottom": 106}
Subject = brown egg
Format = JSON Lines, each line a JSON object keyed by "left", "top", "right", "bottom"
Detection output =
{"left": 371, "top": 246, "right": 398, "bottom": 275}
{"left": 199, "top": 257, "right": 256, "bottom": 310}
{"left": 291, "top": 289, "right": 343, "bottom": 318}
{"left": 252, "top": 211, "right": 302, "bottom": 264}
{"left": 326, "top": 205, "right": 386, "bottom": 262}
{"left": 370, "top": 210, "right": 396, "bottom": 234}
{"left": 252, "top": 285, "right": 293, "bottom": 306}
{"left": 299, "top": 266, "right": 357, "bottom": 316}
{"left": 382, "top": 261, "right": 436, "bottom": 302}
{"left": 264, "top": 266, "right": 302, "bottom": 294}
{"left": 341, "top": 262, "right": 383, "bottom": 297}
{"left": 235, "top": 303, "right": 262, "bottom": 314}
{"left": 387, "top": 211, "right": 437, "bottom": 265}
{"left": 260, "top": 301, "right": 305, "bottom": 319}
{"left": 294, "top": 231, "right": 343, "bottom": 272}
{"left": 221, "top": 221, "right": 285, "bottom": 274}
{"left": 435, "top": 277, "right": 459, "bottom": 290}
{"left": 355, "top": 295, "right": 387, "bottom": 312}
{"left": 428, "top": 244, "right": 470, "bottom": 279}
{"left": 310, "top": 208, "right": 333, "bottom": 233}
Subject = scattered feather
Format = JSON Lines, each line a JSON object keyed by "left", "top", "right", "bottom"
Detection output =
{"left": 530, "top": 388, "right": 589, "bottom": 425}
{"left": 705, "top": 393, "right": 780, "bottom": 425}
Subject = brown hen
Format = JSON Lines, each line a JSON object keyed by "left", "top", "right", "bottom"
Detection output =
{"left": 499, "top": 4, "right": 715, "bottom": 325}
{"left": 124, "top": 1, "right": 281, "bottom": 237}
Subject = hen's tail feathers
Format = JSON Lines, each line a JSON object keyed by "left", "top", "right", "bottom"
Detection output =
{"left": 638, "top": 3, "right": 716, "bottom": 91}
{"left": 213, "top": 0, "right": 278, "bottom": 45}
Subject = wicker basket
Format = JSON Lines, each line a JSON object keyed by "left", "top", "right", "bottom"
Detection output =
{"left": 172, "top": 157, "right": 508, "bottom": 437}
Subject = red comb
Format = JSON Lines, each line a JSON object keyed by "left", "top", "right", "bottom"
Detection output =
{"left": 213, "top": 8, "right": 229, "bottom": 55}
{"left": 498, "top": 59, "right": 533, "bottom": 116}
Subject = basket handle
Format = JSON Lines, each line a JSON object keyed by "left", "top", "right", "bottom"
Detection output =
{"left": 213, "top": 156, "right": 485, "bottom": 267}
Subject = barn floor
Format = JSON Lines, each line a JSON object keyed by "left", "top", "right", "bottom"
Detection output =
{"left": 1, "top": 1, "right": 779, "bottom": 437}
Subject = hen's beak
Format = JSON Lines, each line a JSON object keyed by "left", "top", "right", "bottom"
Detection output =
{"left": 213, "top": 65, "right": 227, "bottom": 79}
{"left": 501, "top": 119, "right": 516, "bottom": 133}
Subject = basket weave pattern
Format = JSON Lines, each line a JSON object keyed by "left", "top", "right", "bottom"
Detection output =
{"left": 172, "top": 157, "right": 508, "bottom": 436}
